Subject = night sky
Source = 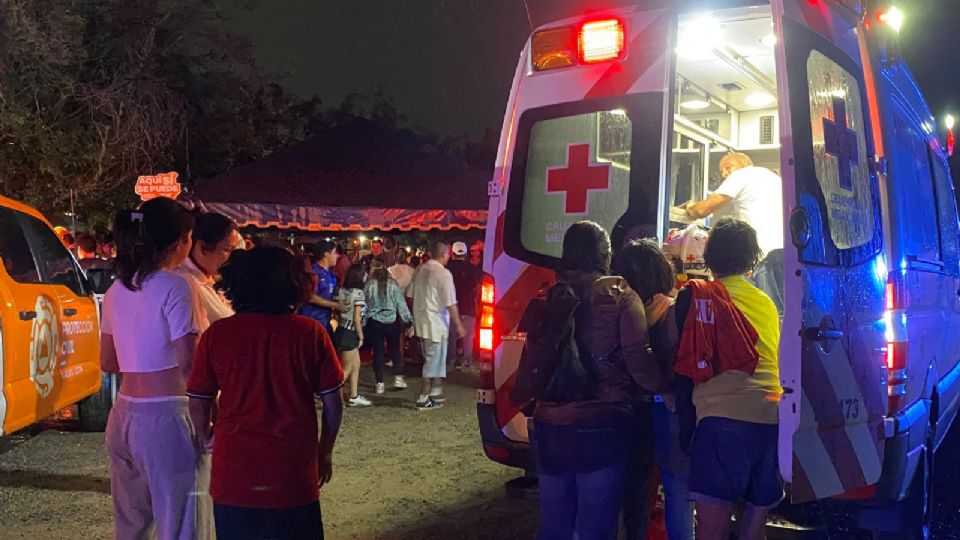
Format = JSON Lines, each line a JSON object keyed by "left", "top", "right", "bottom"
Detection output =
{"left": 231, "top": 1, "right": 959, "bottom": 141}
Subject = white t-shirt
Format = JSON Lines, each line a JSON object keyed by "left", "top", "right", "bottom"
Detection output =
{"left": 714, "top": 166, "right": 784, "bottom": 256}
{"left": 336, "top": 288, "right": 366, "bottom": 331}
{"left": 388, "top": 263, "right": 415, "bottom": 291}
{"left": 101, "top": 270, "right": 202, "bottom": 373}
{"left": 173, "top": 258, "right": 233, "bottom": 332}
{"left": 406, "top": 260, "right": 457, "bottom": 342}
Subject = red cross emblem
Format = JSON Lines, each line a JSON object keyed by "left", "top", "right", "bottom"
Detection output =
{"left": 546, "top": 143, "right": 611, "bottom": 214}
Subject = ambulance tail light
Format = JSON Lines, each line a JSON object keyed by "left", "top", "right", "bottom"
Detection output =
{"left": 578, "top": 19, "right": 625, "bottom": 64}
{"left": 885, "top": 274, "right": 908, "bottom": 414}
{"left": 531, "top": 18, "right": 624, "bottom": 72}
{"left": 478, "top": 275, "right": 497, "bottom": 389}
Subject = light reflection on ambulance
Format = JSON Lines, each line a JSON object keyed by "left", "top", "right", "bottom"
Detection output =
{"left": 477, "top": 1, "right": 960, "bottom": 536}
{"left": 0, "top": 196, "right": 109, "bottom": 434}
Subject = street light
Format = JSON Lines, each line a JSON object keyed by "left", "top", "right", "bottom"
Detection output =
{"left": 945, "top": 114, "right": 956, "bottom": 131}
{"left": 878, "top": 6, "right": 905, "bottom": 33}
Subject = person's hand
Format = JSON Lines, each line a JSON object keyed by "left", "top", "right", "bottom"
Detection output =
{"left": 455, "top": 322, "right": 467, "bottom": 339}
{"left": 661, "top": 393, "right": 677, "bottom": 414}
{"left": 405, "top": 326, "right": 415, "bottom": 338}
{"left": 645, "top": 294, "right": 671, "bottom": 326}
{"left": 333, "top": 302, "right": 348, "bottom": 312}
{"left": 677, "top": 200, "right": 691, "bottom": 210}
{"left": 318, "top": 452, "right": 333, "bottom": 488}
{"left": 357, "top": 336, "right": 364, "bottom": 349}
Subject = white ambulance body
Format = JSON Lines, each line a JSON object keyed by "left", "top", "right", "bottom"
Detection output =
{"left": 476, "top": 0, "right": 960, "bottom": 535}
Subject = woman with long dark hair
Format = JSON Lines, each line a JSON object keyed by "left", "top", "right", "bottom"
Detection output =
{"left": 519, "top": 221, "right": 664, "bottom": 540}
{"left": 364, "top": 258, "right": 413, "bottom": 393}
{"left": 337, "top": 263, "right": 369, "bottom": 406}
{"left": 100, "top": 197, "right": 209, "bottom": 539}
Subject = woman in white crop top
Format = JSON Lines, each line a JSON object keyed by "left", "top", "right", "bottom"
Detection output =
{"left": 100, "top": 197, "right": 213, "bottom": 540}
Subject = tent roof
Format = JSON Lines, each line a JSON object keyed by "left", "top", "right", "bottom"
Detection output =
{"left": 192, "top": 118, "right": 489, "bottom": 210}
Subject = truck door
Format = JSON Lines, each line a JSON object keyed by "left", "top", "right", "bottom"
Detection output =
{"left": 20, "top": 215, "right": 101, "bottom": 414}
{"left": 0, "top": 207, "right": 63, "bottom": 434}
{"left": 773, "top": 2, "right": 887, "bottom": 502}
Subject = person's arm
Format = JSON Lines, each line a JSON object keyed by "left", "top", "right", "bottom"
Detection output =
{"left": 314, "top": 326, "right": 345, "bottom": 487}
{"left": 317, "top": 391, "right": 343, "bottom": 486}
{"left": 186, "top": 331, "right": 218, "bottom": 450}
{"left": 164, "top": 277, "right": 202, "bottom": 381}
{"left": 352, "top": 304, "right": 364, "bottom": 345}
{"left": 174, "top": 334, "right": 199, "bottom": 382}
{"left": 445, "top": 271, "right": 466, "bottom": 337}
{"left": 393, "top": 283, "right": 413, "bottom": 323}
{"left": 100, "top": 333, "right": 120, "bottom": 373}
{"left": 685, "top": 193, "right": 732, "bottom": 219}
{"left": 620, "top": 288, "right": 663, "bottom": 394}
{"left": 311, "top": 294, "right": 347, "bottom": 312}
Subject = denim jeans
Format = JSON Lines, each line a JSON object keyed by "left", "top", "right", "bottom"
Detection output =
{"left": 653, "top": 403, "right": 694, "bottom": 540}
{"left": 366, "top": 319, "right": 403, "bottom": 382}
{"left": 538, "top": 465, "right": 624, "bottom": 540}
{"left": 752, "top": 249, "right": 784, "bottom": 318}
{"left": 535, "top": 420, "right": 628, "bottom": 540}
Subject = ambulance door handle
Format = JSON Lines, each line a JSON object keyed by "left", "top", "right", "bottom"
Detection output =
{"left": 63, "top": 308, "right": 77, "bottom": 317}
{"left": 802, "top": 327, "right": 843, "bottom": 341}
{"left": 18, "top": 311, "right": 36, "bottom": 321}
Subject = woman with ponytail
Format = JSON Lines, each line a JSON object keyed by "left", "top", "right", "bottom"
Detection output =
{"left": 100, "top": 197, "right": 211, "bottom": 539}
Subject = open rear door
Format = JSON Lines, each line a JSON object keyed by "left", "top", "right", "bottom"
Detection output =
{"left": 484, "top": 4, "right": 675, "bottom": 459}
{"left": 773, "top": 0, "right": 887, "bottom": 502}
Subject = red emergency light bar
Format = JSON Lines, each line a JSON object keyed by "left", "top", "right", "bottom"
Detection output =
{"left": 532, "top": 18, "right": 625, "bottom": 71}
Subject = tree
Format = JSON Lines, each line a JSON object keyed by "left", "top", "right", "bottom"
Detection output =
{"left": 0, "top": 0, "right": 307, "bottom": 228}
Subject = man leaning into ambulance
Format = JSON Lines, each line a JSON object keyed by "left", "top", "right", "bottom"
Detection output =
{"left": 680, "top": 152, "right": 785, "bottom": 316}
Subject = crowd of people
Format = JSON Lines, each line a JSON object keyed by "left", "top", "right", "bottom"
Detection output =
{"left": 97, "top": 197, "right": 486, "bottom": 539}
{"left": 515, "top": 218, "right": 781, "bottom": 540}
{"left": 93, "top": 184, "right": 779, "bottom": 540}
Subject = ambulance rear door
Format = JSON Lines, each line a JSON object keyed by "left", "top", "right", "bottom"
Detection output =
{"left": 489, "top": 5, "right": 675, "bottom": 448}
{"left": 773, "top": 0, "right": 887, "bottom": 502}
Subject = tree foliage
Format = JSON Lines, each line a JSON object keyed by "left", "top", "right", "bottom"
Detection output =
{"left": 0, "top": 0, "right": 309, "bottom": 228}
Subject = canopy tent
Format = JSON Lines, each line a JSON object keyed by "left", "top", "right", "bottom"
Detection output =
{"left": 188, "top": 118, "right": 489, "bottom": 231}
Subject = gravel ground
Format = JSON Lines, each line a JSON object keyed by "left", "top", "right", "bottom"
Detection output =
{"left": 0, "top": 367, "right": 539, "bottom": 540}
{"left": 0, "top": 362, "right": 958, "bottom": 540}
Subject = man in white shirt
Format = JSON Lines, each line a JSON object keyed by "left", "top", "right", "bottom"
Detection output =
{"left": 174, "top": 213, "right": 242, "bottom": 331}
{"left": 407, "top": 241, "right": 465, "bottom": 410}
{"left": 682, "top": 152, "right": 785, "bottom": 313}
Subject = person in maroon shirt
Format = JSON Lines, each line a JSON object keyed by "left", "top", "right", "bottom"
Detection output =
{"left": 187, "top": 246, "right": 344, "bottom": 540}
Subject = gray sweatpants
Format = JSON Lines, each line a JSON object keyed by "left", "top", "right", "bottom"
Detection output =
{"left": 105, "top": 395, "right": 214, "bottom": 540}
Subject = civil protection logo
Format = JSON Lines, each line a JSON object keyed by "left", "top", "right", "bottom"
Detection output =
{"left": 29, "top": 295, "right": 59, "bottom": 398}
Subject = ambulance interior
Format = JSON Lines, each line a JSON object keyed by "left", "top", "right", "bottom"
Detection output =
{"left": 667, "top": 6, "right": 784, "bottom": 272}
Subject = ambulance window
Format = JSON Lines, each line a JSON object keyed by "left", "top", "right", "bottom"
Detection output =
{"left": 0, "top": 208, "right": 41, "bottom": 283}
{"left": 21, "top": 215, "right": 86, "bottom": 296}
{"left": 516, "top": 109, "right": 632, "bottom": 259}
{"left": 806, "top": 50, "right": 875, "bottom": 251}
{"left": 888, "top": 105, "right": 941, "bottom": 263}
{"left": 931, "top": 152, "right": 960, "bottom": 272}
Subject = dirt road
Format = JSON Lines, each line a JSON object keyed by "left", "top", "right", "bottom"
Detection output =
{"left": 0, "top": 369, "right": 539, "bottom": 540}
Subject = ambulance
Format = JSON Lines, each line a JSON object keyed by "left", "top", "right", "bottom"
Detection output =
{"left": 475, "top": 0, "right": 960, "bottom": 536}
{"left": 0, "top": 196, "right": 109, "bottom": 434}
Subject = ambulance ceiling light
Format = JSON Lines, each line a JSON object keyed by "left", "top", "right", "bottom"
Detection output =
{"left": 680, "top": 99, "right": 711, "bottom": 110}
{"left": 609, "top": 109, "right": 628, "bottom": 116}
{"left": 744, "top": 92, "right": 776, "bottom": 108}
{"left": 677, "top": 15, "right": 723, "bottom": 61}
{"left": 760, "top": 34, "right": 778, "bottom": 48}
{"left": 579, "top": 19, "right": 625, "bottom": 64}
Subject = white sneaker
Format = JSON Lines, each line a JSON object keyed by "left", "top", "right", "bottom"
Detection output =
{"left": 348, "top": 395, "right": 373, "bottom": 407}
{"left": 393, "top": 376, "right": 408, "bottom": 389}
{"left": 375, "top": 382, "right": 385, "bottom": 395}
